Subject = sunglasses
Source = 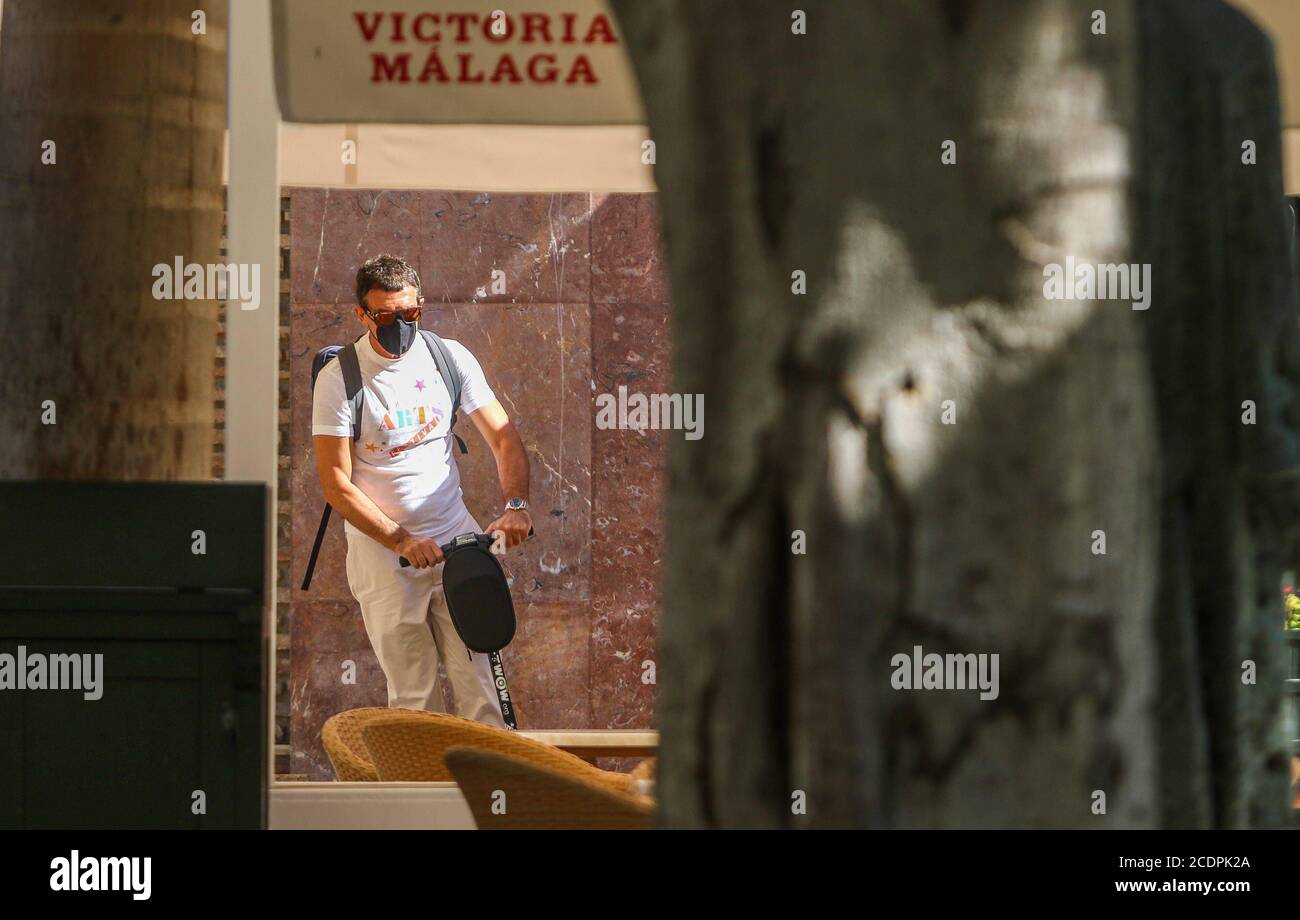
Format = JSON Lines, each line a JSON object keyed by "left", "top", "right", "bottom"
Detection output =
{"left": 364, "top": 305, "right": 422, "bottom": 326}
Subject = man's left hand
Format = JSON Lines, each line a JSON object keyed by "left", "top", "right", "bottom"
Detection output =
{"left": 485, "top": 509, "right": 533, "bottom": 550}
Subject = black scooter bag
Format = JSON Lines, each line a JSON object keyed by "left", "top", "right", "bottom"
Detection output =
{"left": 438, "top": 533, "right": 517, "bottom": 653}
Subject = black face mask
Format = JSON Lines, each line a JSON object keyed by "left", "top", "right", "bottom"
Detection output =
{"left": 375, "top": 317, "right": 419, "bottom": 356}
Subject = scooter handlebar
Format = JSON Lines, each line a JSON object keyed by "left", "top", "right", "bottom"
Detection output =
{"left": 399, "top": 526, "right": 534, "bottom": 568}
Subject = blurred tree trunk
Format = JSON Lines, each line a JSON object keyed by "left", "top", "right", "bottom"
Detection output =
{"left": 1134, "top": 0, "right": 1299, "bottom": 829}
{"left": 0, "top": 0, "right": 227, "bottom": 479}
{"left": 612, "top": 0, "right": 1296, "bottom": 827}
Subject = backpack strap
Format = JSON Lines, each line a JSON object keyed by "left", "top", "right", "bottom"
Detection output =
{"left": 302, "top": 342, "right": 364, "bottom": 592}
{"left": 420, "top": 330, "right": 468, "bottom": 455}
{"left": 301, "top": 503, "right": 331, "bottom": 590}
{"left": 337, "top": 343, "right": 364, "bottom": 441}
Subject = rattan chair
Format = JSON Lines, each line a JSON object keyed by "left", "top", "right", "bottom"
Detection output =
{"left": 445, "top": 746, "right": 653, "bottom": 829}
{"left": 321, "top": 707, "right": 407, "bottom": 781}
{"left": 359, "top": 710, "right": 638, "bottom": 792}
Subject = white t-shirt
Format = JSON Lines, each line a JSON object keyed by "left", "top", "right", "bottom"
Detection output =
{"left": 311, "top": 333, "right": 496, "bottom": 543}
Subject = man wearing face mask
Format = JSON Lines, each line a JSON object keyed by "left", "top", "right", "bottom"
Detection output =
{"left": 311, "top": 254, "right": 532, "bottom": 725}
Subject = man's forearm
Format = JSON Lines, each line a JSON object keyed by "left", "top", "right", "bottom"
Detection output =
{"left": 324, "top": 477, "right": 406, "bottom": 551}
{"left": 494, "top": 430, "right": 530, "bottom": 503}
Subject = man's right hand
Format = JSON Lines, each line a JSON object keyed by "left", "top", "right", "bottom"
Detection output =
{"left": 391, "top": 528, "right": 444, "bottom": 569}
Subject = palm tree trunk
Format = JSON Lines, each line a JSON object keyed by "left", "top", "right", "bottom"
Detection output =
{"left": 0, "top": 0, "right": 227, "bottom": 479}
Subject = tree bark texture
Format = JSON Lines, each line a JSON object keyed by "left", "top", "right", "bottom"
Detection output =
{"left": 0, "top": 0, "right": 227, "bottom": 480}
{"left": 611, "top": 0, "right": 1297, "bottom": 827}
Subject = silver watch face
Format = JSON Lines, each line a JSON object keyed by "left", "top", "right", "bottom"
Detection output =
{"left": 506, "top": 498, "right": 528, "bottom": 512}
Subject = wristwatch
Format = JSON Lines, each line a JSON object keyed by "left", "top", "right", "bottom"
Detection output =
{"left": 505, "top": 497, "right": 529, "bottom": 513}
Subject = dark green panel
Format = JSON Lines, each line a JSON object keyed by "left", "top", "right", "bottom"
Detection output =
{"left": 0, "top": 481, "right": 267, "bottom": 593}
{"left": 0, "top": 482, "right": 267, "bottom": 829}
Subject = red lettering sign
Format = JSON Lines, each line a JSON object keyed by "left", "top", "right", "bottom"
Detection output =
{"left": 357, "top": 9, "right": 618, "bottom": 86}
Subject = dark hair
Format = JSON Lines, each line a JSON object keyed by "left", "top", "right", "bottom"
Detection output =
{"left": 355, "top": 254, "right": 422, "bottom": 306}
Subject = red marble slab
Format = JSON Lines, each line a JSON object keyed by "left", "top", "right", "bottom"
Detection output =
{"left": 589, "top": 303, "right": 671, "bottom": 730}
{"left": 507, "top": 601, "right": 593, "bottom": 729}
{"left": 591, "top": 193, "right": 670, "bottom": 305}
{"left": 422, "top": 303, "right": 592, "bottom": 605}
{"left": 289, "top": 598, "right": 387, "bottom": 779}
{"left": 289, "top": 187, "right": 591, "bottom": 306}
{"left": 418, "top": 191, "right": 591, "bottom": 304}
{"left": 287, "top": 187, "right": 425, "bottom": 306}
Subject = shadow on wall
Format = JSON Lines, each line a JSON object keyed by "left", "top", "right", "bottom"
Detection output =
{"left": 281, "top": 189, "right": 672, "bottom": 779}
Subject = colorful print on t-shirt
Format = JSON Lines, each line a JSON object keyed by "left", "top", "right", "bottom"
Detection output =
{"left": 381, "top": 397, "right": 445, "bottom": 458}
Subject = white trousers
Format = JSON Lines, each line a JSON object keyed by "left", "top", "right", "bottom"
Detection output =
{"left": 345, "top": 510, "right": 506, "bottom": 727}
